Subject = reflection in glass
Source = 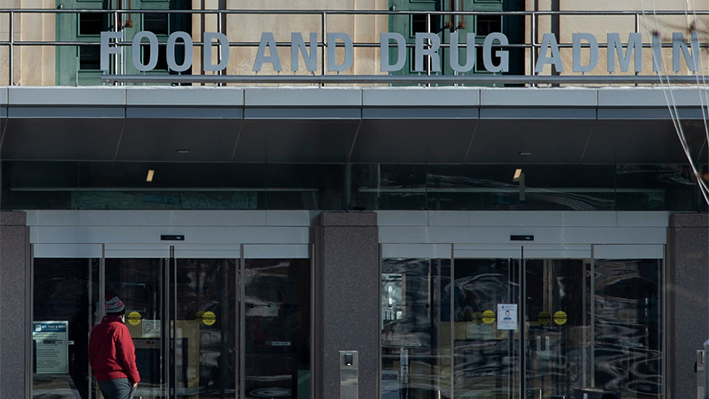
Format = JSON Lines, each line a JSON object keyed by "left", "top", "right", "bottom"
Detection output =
{"left": 381, "top": 258, "right": 451, "bottom": 399}
{"left": 453, "top": 259, "right": 520, "bottom": 399}
{"left": 33, "top": 258, "right": 99, "bottom": 399}
{"left": 382, "top": 251, "right": 664, "bottom": 399}
{"left": 244, "top": 258, "right": 311, "bottom": 399}
{"left": 593, "top": 259, "right": 662, "bottom": 399}
{"left": 175, "top": 259, "right": 237, "bottom": 398}
{"left": 105, "top": 258, "right": 165, "bottom": 399}
{"left": 525, "top": 259, "right": 587, "bottom": 399}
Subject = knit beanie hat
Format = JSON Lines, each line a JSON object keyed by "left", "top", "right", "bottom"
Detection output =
{"left": 106, "top": 296, "right": 125, "bottom": 314}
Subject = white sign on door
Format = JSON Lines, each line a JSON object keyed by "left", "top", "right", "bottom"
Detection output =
{"left": 497, "top": 304, "right": 518, "bottom": 331}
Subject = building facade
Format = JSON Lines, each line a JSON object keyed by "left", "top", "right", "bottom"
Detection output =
{"left": 1, "top": 1, "right": 709, "bottom": 399}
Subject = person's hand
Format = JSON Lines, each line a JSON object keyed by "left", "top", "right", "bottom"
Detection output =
{"left": 133, "top": 382, "right": 138, "bottom": 388}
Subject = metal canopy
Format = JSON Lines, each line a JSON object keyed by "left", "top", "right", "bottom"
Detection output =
{"left": 0, "top": 86, "right": 707, "bottom": 165}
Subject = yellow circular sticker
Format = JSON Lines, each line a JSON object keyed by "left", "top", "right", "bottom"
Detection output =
{"left": 482, "top": 310, "right": 496, "bottom": 324}
{"left": 126, "top": 311, "right": 142, "bottom": 326}
{"left": 201, "top": 311, "right": 216, "bottom": 326}
{"left": 472, "top": 312, "right": 484, "bottom": 326}
{"left": 195, "top": 311, "right": 204, "bottom": 323}
{"left": 538, "top": 311, "right": 551, "bottom": 326}
{"left": 553, "top": 311, "right": 568, "bottom": 326}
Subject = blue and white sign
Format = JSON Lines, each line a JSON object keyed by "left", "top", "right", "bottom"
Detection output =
{"left": 33, "top": 321, "right": 69, "bottom": 374}
{"left": 497, "top": 304, "right": 518, "bottom": 331}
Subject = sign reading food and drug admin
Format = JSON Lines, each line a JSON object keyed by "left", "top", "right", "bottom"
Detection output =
{"left": 100, "top": 31, "right": 703, "bottom": 75}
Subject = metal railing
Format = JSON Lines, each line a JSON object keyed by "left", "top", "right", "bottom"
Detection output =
{"left": 1, "top": 8, "right": 709, "bottom": 86}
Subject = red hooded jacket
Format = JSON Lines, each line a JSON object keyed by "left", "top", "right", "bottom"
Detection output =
{"left": 89, "top": 315, "right": 141, "bottom": 384}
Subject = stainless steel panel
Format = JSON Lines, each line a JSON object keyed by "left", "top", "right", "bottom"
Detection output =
{"left": 340, "top": 350, "right": 359, "bottom": 399}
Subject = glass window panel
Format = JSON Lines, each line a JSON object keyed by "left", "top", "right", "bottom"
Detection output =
{"left": 105, "top": 258, "right": 165, "bottom": 399}
{"left": 615, "top": 164, "right": 697, "bottom": 211}
{"left": 411, "top": 14, "right": 428, "bottom": 36}
{"left": 592, "top": 259, "right": 663, "bottom": 399}
{"left": 452, "top": 258, "right": 520, "bottom": 399}
{"left": 144, "top": 13, "right": 169, "bottom": 35}
{"left": 244, "top": 258, "right": 311, "bottom": 399}
{"left": 80, "top": 45, "right": 101, "bottom": 70}
{"left": 265, "top": 164, "right": 344, "bottom": 210}
{"left": 475, "top": 46, "right": 500, "bottom": 73}
{"left": 143, "top": 43, "right": 169, "bottom": 70}
{"left": 33, "top": 258, "right": 99, "bottom": 399}
{"left": 524, "top": 259, "right": 588, "bottom": 399}
{"left": 381, "top": 256, "right": 452, "bottom": 399}
{"left": 78, "top": 13, "right": 105, "bottom": 35}
{"left": 476, "top": 15, "right": 501, "bottom": 36}
{"left": 175, "top": 259, "right": 237, "bottom": 398}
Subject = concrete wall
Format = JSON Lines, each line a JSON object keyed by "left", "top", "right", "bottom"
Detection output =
{"left": 0, "top": 0, "right": 55, "bottom": 86}
{"left": 668, "top": 213, "right": 709, "bottom": 399}
{"left": 315, "top": 212, "right": 379, "bottom": 399}
{"left": 0, "top": 212, "right": 29, "bottom": 398}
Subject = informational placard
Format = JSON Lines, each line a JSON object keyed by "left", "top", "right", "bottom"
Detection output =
{"left": 33, "top": 321, "right": 70, "bottom": 374}
{"left": 497, "top": 304, "right": 518, "bottom": 331}
{"left": 127, "top": 311, "right": 142, "bottom": 326}
{"left": 142, "top": 320, "right": 161, "bottom": 338}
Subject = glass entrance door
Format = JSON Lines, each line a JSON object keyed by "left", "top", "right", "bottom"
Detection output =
{"left": 380, "top": 244, "right": 664, "bottom": 399}
{"left": 105, "top": 257, "right": 168, "bottom": 399}
{"left": 32, "top": 243, "right": 312, "bottom": 399}
{"left": 523, "top": 259, "right": 587, "bottom": 399}
{"left": 106, "top": 255, "right": 238, "bottom": 399}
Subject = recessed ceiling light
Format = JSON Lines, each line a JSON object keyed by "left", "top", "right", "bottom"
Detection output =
{"left": 513, "top": 168, "right": 523, "bottom": 181}
{"left": 146, "top": 169, "right": 155, "bottom": 182}
{"left": 176, "top": 149, "right": 190, "bottom": 154}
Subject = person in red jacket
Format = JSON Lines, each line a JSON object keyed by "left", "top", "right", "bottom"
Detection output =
{"left": 89, "top": 296, "right": 140, "bottom": 399}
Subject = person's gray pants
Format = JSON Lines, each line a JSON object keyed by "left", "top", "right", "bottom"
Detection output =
{"left": 97, "top": 378, "right": 136, "bottom": 399}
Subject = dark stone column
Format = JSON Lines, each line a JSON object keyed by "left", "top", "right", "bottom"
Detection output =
{"left": 314, "top": 212, "right": 379, "bottom": 399}
{"left": 0, "top": 212, "right": 29, "bottom": 398}
{"left": 668, "top": 213, "right": 709, "bottom": 399}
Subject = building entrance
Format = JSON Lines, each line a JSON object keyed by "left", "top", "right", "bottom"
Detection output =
{"left": 31, "top": 244, "right": 312, "bottom": 399}
{"left": 381, "top": 244, "right": 663, "bottom": 399}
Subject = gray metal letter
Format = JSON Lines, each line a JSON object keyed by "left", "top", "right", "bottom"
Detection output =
{"left": 534, "top": 33, "right": 564, "bottom": 73}
{"left": 673, "top": 32, "right": 699, "bottom": 72}
{"left": 572, "top": 33, "right": 598, "bottom": 72}
{"left": 291, "top": 32, "right": 317, "bottom": 72}
{"left": 100, "top": 31, "right": 122, "bottom": 71}
{"left": 132, "top": 31, "right": 158, "bottom": 72}
{"left": 607, "top": 33, "right": 642, "bottom": 73}
{"left": 380, "top": 32, "right": 406, "bottom": 72}
{"left": 327, "top": 33, "right": 353, "bottom": 72}
{"left": 652, "top": 32, "right": 662, "bottom": 72}
{"left": 167, "top": 31, "right": 193, "bottom": 73}
{"left": 203, "top": 32, "right": 229, "bottom": 72}
{"left": 450, "top": 31, "right": 475, "bottom": 73}
{"left": 415, "top": 33, "right": 441, "bottom": 73}
{"left": 483, "top": 32, "right": 509, "bottom": 73}
{"left": 253, "top": 32, "right": 282, "bottom": 72}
